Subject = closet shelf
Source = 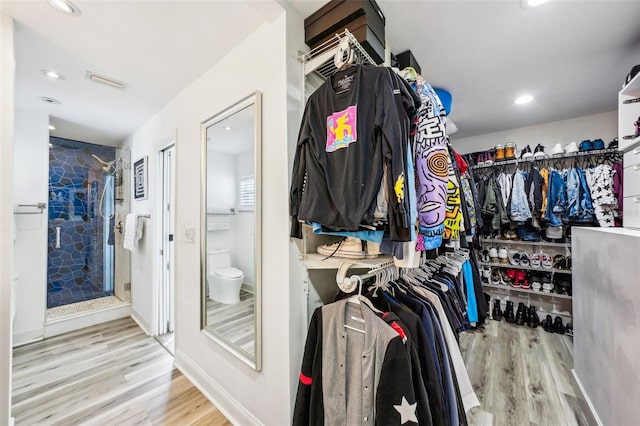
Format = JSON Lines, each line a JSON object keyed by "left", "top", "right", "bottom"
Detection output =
{"left": 478, "top": 261, "right": 572, "bottom": 274}
{"left": 471, "top": 148, "right": 621, "bottom": 170}
{"left": 483, "top": 283, "right": 572, "bottom": 300}
{"left": 302, "top": 253, "right": 394, "bottom": 270}
{"left": 299, "top": 29, "right": 377, "bottom": 80}
{"left": 481, "top": 238, "right": 571, "bottom": 248}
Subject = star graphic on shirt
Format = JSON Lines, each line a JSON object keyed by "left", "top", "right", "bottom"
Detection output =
{"left": 393, "top": 396, "right": 418, "bottom": 424}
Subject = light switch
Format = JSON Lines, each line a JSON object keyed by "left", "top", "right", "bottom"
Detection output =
{"left": 185, "top": 227, "right": 195, "bottom": 243}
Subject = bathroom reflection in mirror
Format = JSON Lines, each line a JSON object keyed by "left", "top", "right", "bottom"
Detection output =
{"left": 201, "top": 92, "right": 261, "bottom": 371}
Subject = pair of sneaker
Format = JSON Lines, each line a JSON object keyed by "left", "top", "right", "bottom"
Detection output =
{"left": 476, "top": 151, "right": 494, "bottom": 166}
{"left": 504, "top": 269, "right": 529, "bottom": 288}
{"left": 316, "top": 237, "right": 380, "bottom": 259}
{"left": 579, "top": 139, "right": 605, "bottom": 152}
{"left": 529, "top": 252, "right": 552, "bottom": 269}
{"left": 521, "top": 144, "right": 548, "bottom": 159}
{"left": 485, "top": 246, "right": 507, "bottom": 264}
{"left": 508, "top": 250, "right": 531, "bottom": 267}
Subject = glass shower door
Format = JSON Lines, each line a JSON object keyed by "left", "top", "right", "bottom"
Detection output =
{"left": 47, "top": 137, "right": 115, "bottom": 308}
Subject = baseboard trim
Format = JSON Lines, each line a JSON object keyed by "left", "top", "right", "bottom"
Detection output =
{"left": 131, "top": 306, "right": 152, "bottom": 336}
{"left": 175, "top": 349, "right": 261, "bottom": 426}
{"left": 571, "top": 369, "right": 603, "bottom": 426}
{"left": 12, "top": 329, "right": 43, "bottom": 347}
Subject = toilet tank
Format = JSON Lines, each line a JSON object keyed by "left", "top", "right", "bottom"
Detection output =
{"left": 207, "top": 249, "right": 231, "bottom": 272}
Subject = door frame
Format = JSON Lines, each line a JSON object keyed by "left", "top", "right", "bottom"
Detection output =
{"left": 156, "top": 141, "right": 176, "bottom": 337}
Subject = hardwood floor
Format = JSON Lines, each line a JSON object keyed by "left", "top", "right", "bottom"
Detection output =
{"left": 11, "top": 317, "right": 231, "bottom": 426}
{"left": 460, "top": 319, "right": 588, "bottom": 426}
{"left": 205, "top": 289, "right": 255, "bottom": 355}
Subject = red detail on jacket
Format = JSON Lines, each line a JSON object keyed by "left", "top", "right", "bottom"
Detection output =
{"left": 390, "top": 321, "right": 407, "bottom": 343}
{"left": 299, "top": 372, "right": 312, "bottom": 386}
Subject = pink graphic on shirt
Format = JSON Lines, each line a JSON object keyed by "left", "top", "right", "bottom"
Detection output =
{"left": 326, "top": 105, "right": 357, "bottom": 152}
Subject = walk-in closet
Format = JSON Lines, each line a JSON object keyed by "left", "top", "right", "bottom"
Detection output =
{"left": 3, "top": 1, "right": 640, "bottom": 425}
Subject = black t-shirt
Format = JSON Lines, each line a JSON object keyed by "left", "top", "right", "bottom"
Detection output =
{"left": 290, "top": 65, "right": 411, "bottom": 239}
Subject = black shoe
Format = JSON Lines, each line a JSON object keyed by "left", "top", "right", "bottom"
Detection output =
{"left": 520, "top": 145, "right": 533, "bottom": 159}
{"left": 492, "top": 299, "right": 503, "bottom": 321}
{"left": 527, "top": 306, "right": 540, "bottom": 328}
{"left": 553, "top": 316, "right": 565, "bottom": 334}
{"left": 515, "top": 302, "right": 526, "bottom": 326}
{"left": 565, "top": 322, "right": 573, "bottom": 337}
{"left": 505, "top": 301, "right": 515, "bottom": 323}
{"left": 543, "top": 315, "right": 554, "bottom": 333}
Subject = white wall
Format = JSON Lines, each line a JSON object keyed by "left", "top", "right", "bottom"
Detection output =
{"left": 451, "top": 110, "right": 617, "bottom": 154}
{"left": 127, "top": 10, "right": 292, "bottom": 424}
{"left": 12, "top": 109, "right": 48, "bottom": 345}
{"left": 0, "top": 15, "right": 15, "bottom": 425}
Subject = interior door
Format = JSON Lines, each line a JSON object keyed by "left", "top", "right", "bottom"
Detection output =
{"left": 160, "top": 145, "right": 176, "bottom": 334}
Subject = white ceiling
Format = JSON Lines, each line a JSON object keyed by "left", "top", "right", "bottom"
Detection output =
{"left": 2, "top": 0, "right": 281, "bottom": 146}
{"left": 290, "top": 0, "right": 640, "bottom": 139}
{"left": 3, "top": 0, "right": 640, "bottom": 145}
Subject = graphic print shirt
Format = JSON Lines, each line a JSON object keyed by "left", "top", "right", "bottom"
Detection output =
{"left": 290, "top": 65, "right": 410, "bottom": 241}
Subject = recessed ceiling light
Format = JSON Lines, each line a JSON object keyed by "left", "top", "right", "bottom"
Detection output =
{"left": 514, "top": 94, "right": 534, "bottom": 105}
{"left": 86, "top": 71, "right": 127, "bottom": 90}
{"left": 49, "top": 124, "right": 56, "bottom": 130}
{"left": 48, "top": 0, "right": 81, "bottom": 16}
{"left": 224, "top": 126, "right": 232, "bottom": 131}
{"left": 42, "top": 70, "right": 65, "bottom": 80}
{"left": 528, "top": 0, "right": 550, "bottom": 5}
{"left": 40, "top": 97, "right": 61, "bottom": 104}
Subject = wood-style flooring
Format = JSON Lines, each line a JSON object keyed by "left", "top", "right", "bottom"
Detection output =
{"left": 11, "top": 317, "right": 230, "bottom": 426}
{"left": 460, "top": 319, "right": 588, "bottom": 426}
{"left": 205, "top": 289, "right": 255, "bottom": 356}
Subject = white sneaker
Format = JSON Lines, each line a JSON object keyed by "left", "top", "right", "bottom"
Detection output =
{"left": 551, "top": 143, "right": 564, "bottom": 156}
{"left": 317, "top": 237, "right": 380, "bottom": 259}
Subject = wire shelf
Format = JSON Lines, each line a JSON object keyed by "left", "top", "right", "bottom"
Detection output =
{"left": 299, "top": 29, "right": 377, "bottom": 80}
{"left": 471, "top": 148, "right": 622, "bottom": 170}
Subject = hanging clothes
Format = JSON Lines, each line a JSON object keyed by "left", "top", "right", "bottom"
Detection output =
{"left": 585, "top": 164, "right": 618, "bottom": 227}
{"left": 293, "top": 300, "right": 419, "bottom": 425}
{"left": 401, "top": 68, "right": 450, "bottom": 250}
{"left": 510, "top": 169, "right": 532, "bottom": 223}
{"left": 290, "top": 65, "right": 411, "bottom": 241}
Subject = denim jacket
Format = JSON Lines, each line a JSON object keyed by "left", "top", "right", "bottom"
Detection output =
{"left": 545, "top": 170, "right": 566, "bottom": 227}
{"left": 510, "top": 170, "right": 532, "bottom": 223}
{"left": 566, "top": 167, "right": 595, "bottom": 223}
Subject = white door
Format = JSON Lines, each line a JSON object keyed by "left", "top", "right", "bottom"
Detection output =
{"left": 159, "top": 145, "right": 176, "bottom": 334}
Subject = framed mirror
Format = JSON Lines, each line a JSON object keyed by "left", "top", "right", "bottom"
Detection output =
{"left": 200, "top": 92, "right": 262, "bottom": 371}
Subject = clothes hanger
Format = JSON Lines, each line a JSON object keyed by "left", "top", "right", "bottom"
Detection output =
{"left": 333, "top": 38, "right": 355, "bottom": 72}
{"left": 345, "top": 275, "right": 366, "bottom": 334}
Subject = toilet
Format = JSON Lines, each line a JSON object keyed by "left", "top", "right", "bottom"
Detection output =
{"left": 207, "top": 249, "right": 244, "bottom": 304}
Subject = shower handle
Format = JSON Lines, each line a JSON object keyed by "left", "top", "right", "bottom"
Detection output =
{"left": 55, "top": 226, "right": 61, "bottom": 249}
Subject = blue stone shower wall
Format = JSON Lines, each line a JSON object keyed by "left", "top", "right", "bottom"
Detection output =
{"left": 47, "top": 137, "right": 115, "bottom": 308}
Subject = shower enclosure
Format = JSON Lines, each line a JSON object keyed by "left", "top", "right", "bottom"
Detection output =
{"left": 47, "top": 137, "right": 117, "bottom": 308}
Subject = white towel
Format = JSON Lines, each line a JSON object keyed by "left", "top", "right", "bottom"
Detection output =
{"left": 124, "top": 213, "right": 144, "bottom": 251}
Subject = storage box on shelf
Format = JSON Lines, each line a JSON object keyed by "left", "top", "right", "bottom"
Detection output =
{"left": 620, "top": 71, "right": 640, "bottom": 228}
{"left": 304, "top": 0, "right": 386, "bottom": 64}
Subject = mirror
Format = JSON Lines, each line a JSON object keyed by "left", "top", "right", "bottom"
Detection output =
{"left": 201, "top": 92, "right": 262, "bottom": 371}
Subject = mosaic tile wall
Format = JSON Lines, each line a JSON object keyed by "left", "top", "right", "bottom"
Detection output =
{"left": 47, "top": 137, "right": 116, "bottom": 308}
